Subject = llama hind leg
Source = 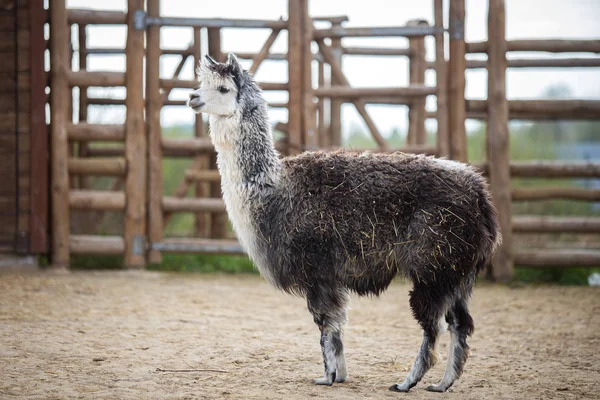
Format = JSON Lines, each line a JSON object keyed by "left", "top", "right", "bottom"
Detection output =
{"left": 426, "top": 297, "right": 474, "bottom": 392}
{"left": 389, "top": 284, "right": 449, "bottom": 392}
{"left": 307, "top": 288, "right": 349, "bottom": 385}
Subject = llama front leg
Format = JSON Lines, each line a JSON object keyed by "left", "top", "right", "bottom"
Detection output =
{"left": 307, "top": 287, "right": 349, "bottom": 385}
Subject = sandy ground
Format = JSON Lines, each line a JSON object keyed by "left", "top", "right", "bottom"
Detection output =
{"left": 0, "top": 270, "right": 599, "bottom": 400}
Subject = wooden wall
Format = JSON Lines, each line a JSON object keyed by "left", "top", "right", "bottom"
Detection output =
{"left": 0, "top": 0, "right": 47, "bottom": 255}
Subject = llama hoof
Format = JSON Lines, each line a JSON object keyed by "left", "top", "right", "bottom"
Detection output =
{"left": 425, "top": 384, "right": 449, "bottom": 392}
{"left": 314, "top": 372, "right": 336, "bottom": 386}
{"left": 335, "top": 374, "right": 347, "bottom": 383}
{"left": 389, "top": 384, "right": 411, "bottom": 392}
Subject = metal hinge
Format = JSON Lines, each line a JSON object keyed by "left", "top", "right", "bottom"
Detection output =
{"left": 449, "top": 18, "right": 464, "bottom": 40}
{"left": 133, "top": 10, "right": 147, "bottom": 30}
{"left": 132, "top": 235, "right": 146, "bottom": 255}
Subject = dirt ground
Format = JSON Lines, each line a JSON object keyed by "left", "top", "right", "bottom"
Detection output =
{"left": 0, "top": 270, "right": 598, "bottom": 400}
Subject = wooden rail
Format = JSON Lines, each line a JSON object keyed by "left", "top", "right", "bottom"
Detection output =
{"left": 514, "top": 249, "right": 600, "bottom": 267}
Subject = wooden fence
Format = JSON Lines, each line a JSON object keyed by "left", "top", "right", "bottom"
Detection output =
{"left": 46, "top": 0, "right": 600, "bottom": 280}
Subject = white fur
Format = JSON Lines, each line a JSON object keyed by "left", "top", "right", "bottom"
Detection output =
{"left": 208, "top": 113, "right": 277, "bottom": 285}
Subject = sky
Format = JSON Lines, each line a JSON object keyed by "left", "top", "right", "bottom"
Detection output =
{"left": 64, "top": 0, "right": 600, "bottom": 137}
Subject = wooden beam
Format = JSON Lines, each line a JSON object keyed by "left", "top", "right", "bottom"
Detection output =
{"left": 69, "top": 190, "right": 126, "bottom": 210}
{"left": 407, "top": 19, "right": 427, "bottom": 146}
{"left": 124, "top": 0, "right": 147, "bottom": 268}
{"left": 448, "top": 0, "right": 467, "bottom": 162}
{"left": 288, "top": 0, "right": 303, "bottom": 156}
{"left": 162, "top": 197, "right": 227, "bottom": 213}
{"left": 514, "top": 249, "right": 600, "bottom": 267}
{"left": 68, "top": 71, "right": 126, "bottom": 87}
{"left": 68, "top": 158, "right": 126, "bottom": 176}
{"left": 50, "top": 0, "right": 71, "bottom": 267}
{"left": 147, "top": 0, "right": 165, "bottom": 264}
{"left": 67, "top": 123, "right": 125, "bottom": 141}
{"left": 30, "top": 0, "right": 49, "bottom": 253}
{"left": 185, "top": 169, "right": 222, "bottom": 182}
{"left": 70, "top": 235, "right": 125, "bottom": 254}
{"left": 153, "top": 238, "right": 245, "bottom": 255}
{"left": 512, "top": 187, "right": 600, "bottom": 201}
{"left": 467, "top": 39, "right": 600, "bottom": 54}
{"left": 313, "top": 85, "right": 435, "bottom": 98}
{"left": 487, "top": 0, "right": 512, "bottom": 282}
{"left": 329, "top": 22, "right": 343, "bottom": 147}
{"left": 434, "top": 0, "right": 449, "bottom": 157}
{"left": 513, "top": 216, "right": 600, "bottom": 233}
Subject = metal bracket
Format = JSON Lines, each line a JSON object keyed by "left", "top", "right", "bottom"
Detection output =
{"left": 132, "top": 235, "right": 146, "bottom": 255}
{"left": 449, "top": 18, "right": 464, "bottom": 40}
{"left": 133, "top": 10, "right": 147, "bottom": 30}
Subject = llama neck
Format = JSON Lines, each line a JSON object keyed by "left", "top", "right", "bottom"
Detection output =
{"left": 209, "top": 112, "right": 281, "bottom": 192}
{"left": 208, "top": 111, "right": 280, "bottom": 285}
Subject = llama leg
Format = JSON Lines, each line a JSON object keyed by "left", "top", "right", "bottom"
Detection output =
{"left": 389, "top": 284, "right": 448, "bottom": 392}
{"left": 307, "top": 287, "right": 349, "bottom": 385}
{"left": 426, "top": 298, "right": 474, "bottom": 392}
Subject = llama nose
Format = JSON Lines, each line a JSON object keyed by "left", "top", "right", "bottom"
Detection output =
{"left": 188, "top": 92, "right": 204, "bottom": 108}
{"left": 189, "top": 92, "right": 199, "bottom": 100}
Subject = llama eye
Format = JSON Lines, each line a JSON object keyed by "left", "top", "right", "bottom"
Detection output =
{"left": 218, "top": 86, "right": 230, "bottom": 94}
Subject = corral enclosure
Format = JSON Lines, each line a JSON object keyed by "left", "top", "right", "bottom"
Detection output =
{"left": 0, "top": 0, "right": 599, "bottom": 280}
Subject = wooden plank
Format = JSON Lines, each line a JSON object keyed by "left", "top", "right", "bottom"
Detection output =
{"left": 161, "top": 137, "right": 213, "bottom": 152}
{"left": 407, "top": 20, "right": 427, "bottom": 146}
{"left": 467, "top": 99, "right": 600, "bottom": 120}
{"left": 512, "top": 187, "right": 600, "bottom": 201}
{"left": 67, "top": 123, "right": 125, "bottom": 141}
{"left": 70, "top": 234, "right": 124, "bottom": 254}
{"left": 185, "top": 169, "right": 221, "bottom": 182}
{"left": 68, "top": 157, "right": 126, "bottom": 176}
{"left": 434, "top": 0, "right": 449, "bottom": 157}
{"left": 301, "top": 0, "right": 316, "bottom": 149}
{"left": 313, "top": 85, "right": 435, "bottom": 98}
{"left": 69, "top": 190, "right": 125, "bottom": 210}
{"left": 329, "top": 22, "right": 343, "bottom": 147}
{"left": 192, "top": 26, "right": 207, "bottom": 238}
{"left": 49, "top": 0, "right": 70, "bottom": 267}
{"left": 163, "top": 197, "right": 226, "bottom": 213}
{"left": 448, "top": 0, "right": 467, "bottom": 162}
{"left": 147, "top": 0, "right": 163, "bottom": 264}
{"left": 123, "top": 0, "right": 146, "bottom": 268}
{"left": 67, "top": 9, "right": 127, "bottom": 25}
{"left": 513, "top": 216, "right": 600, "bottom": 233}
{"left": 487, "top": 0, "right": 512, "bottom": 282}
{"left": 154, "top": 237, "right": 244, "bottom": 255}
{"left": 476, "top": 161, "right": 600, "bottom": 178}
{"left": 287, "top": 0, "right": 302, "bottom": 156}
{"left": 68, "top": 70, "right": 125, "bottom": 87}
{"left": 514, "top": 249, "right": 600, "bottom": 268}
{"left": 207, "top": 27, "right": 228, "bottom": 239}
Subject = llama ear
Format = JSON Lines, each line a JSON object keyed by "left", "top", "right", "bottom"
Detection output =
{"left": 226, "top": 53, "right": 246, "bottom": 87}
{"left": 204, "top": 54, "right": 218, "bottom": 66}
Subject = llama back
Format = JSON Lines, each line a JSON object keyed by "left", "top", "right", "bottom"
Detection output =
{"left": 255, "top": 150, "right": 500, "bottom": 296}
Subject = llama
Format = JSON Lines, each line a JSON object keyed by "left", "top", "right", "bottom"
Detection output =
{"left": 188, "top": 53, "right": 501, "bottom": 393}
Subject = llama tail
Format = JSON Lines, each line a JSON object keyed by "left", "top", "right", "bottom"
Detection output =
{"left": 475, "top": 187, "right": 502, "bottom": 276}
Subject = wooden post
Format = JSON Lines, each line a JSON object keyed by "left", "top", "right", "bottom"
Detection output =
{"left": 329, "top": 22, "right": 343, "bottom": 147}
{"left": 487, "top": 0, "right": 513, "bottom": 281}
{"left": 434, "top": 0, "right": 449, "bottom": 157}
{"left": 77, "top": 24, "right": 90, "bottom": 190}
{"left": 302, "top": 0, "right": 316, "bottom": 149}
{"left": 124, "top": 0, "right": 146, "bottom": 268}
{"left": 407, "top": 20, "right": 427, "bottom": 146}
{"left": 317, "top": 60, "right": 328, "bottom": 147}
{"left": 50, "top": 0, "right": 71, "bottom": 267}
{"left": 193, "top": 27, "right": 208, "bottom": 238}
{"left": 146, "top": 0, "right": 163, "bottom": 264}
{"left": 448, "top": 0, "right": 467, "bottom": 162}
{"left": 30, "top": 0, "right": 49, "bottom": 253}
{"left": 288, "top": 0, "right": 303, "bottom": 154}
{"left": 207, "top": 28, "right": 228, "bottom": 238}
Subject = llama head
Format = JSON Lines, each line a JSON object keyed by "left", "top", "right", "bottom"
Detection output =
{"left": 188, "top": 53, "right": 248, "bottom": 116}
